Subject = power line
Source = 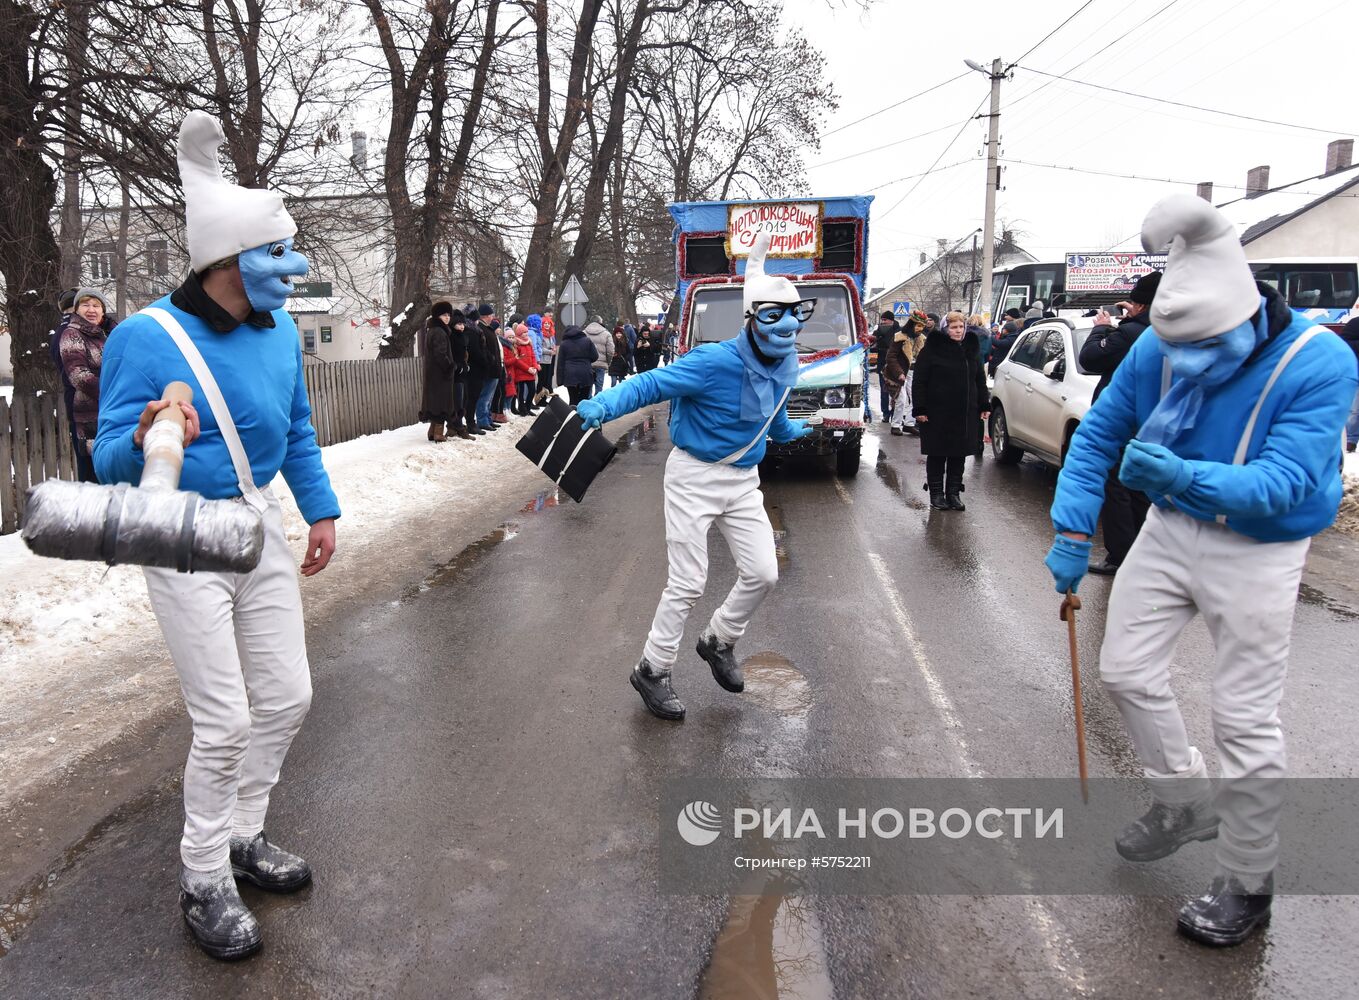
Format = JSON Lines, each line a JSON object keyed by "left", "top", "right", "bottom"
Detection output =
{"left": 1011, "top": 0, "right": 1099, "bottom": 65}
{"left": 1013, "top": 66, "right": 1359, "bottom": 137}
{"left": 868, "top": 158, "right": 975, "bottom": 192}
{"left": 1006, "top": 0, "right": 1183, "bottom": 114}
{"left": 821, "top": 72, "right": 970, "bottom": 139}
{"left": 877, "top": 95, "right": 990, "bottom": 220}
{"left": 1001, "top": 155, "right": 1359, "bottom": 197}
{"left": 809, "top": 121, "right": 964, "bottom": 170}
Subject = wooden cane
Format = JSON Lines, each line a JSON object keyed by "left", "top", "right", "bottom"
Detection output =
{"left": 1060, "top": 590, "right": 1089, "bottom": 804}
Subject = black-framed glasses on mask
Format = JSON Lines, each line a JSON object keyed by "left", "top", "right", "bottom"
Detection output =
{"left": 753, "top": 299, "right": 817, "bottom": 325}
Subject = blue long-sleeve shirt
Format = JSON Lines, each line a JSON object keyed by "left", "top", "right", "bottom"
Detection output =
{"left": 1052, "top": 311, "right": 1355, "bottom": 542}
{"left": 587, "top": 339, "right": 800, "bottom": 467}
{"left": 94, "top": 294, "right": 340, "bottom": 524}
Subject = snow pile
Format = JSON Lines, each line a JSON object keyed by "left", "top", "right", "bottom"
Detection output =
{"left": 1337, "top": 449, "right": 1359, "bottom": 537}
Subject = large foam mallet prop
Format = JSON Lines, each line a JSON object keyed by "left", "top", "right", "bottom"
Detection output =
{"left": 1060, "top": 590, "right": 1089, "bottom": 804}
{"left": 21, "top": 382, "right": 264, "bottom": 573}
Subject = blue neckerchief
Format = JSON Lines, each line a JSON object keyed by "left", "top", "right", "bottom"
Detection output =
{"left": 733, "top": 328, "right": 800, "bottom": 422}
{"left": 1138, "top": 298, "right": 1268, "bottom": 448}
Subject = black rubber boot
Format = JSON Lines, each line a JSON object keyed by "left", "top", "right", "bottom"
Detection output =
{"left": 1115, "top": 800, "right": 1219, "bottom": 862}
{"left": 1177, "top": 872, "right": 1273, "bottom": 947}
{"left": 696, "top": 629, "right": 744, "bottom": 693}
{"left": 926, "top": 477, "right": 949, "bottom": 510}
{"left": 945, "top": 475, "right": 966, "bottom": 511}
{"left": 231, "top": 832, "right": 313, "bottom": 892}
{"left": 630, "top": 657, "right": 685, "bottom": 720}
{"left": 180, "top": 864, "right": 262, "bottom": 961}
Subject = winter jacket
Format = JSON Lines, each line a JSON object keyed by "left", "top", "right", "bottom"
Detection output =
{"left": 873, "top": 321, "right": 900, "bottom": 372}
{"left": 513, "top": 339, "right": 538, "bottom": 384}
{"left": 479, "top": 321, "right": 503, "bottom": 376}
{"left": 419, "top": 316, "right": 456, "bottom": 421}
{"left": 609, "top": 335, "right": 631, "bottom": 377}
{"left": 1340, "top": 316, "right": 1359, "bottom": 374}
{"left": 585, "top": 335, "right": 803, "bottom": 468}
{"left": 635, "top": 333, "right": 656, "bottom": 372}
{"left": 988, "top": 326, "right": 1023, "bottom": 378}
{"left": 94, "top": 277, "right": 339, "bottom": 524}
{"left": 882, "top": 331, "right": 912, "bottom": 392}
{"left": 465, "top": 319, "right": 489, "bottom": 376}
{"left": 911, "top": 329, "right": 988, "bottom": 457}
{"left": 556, "top": 325, "right": 598, "bottom": 387}
{"left": 1053, "top": 284, "right": 1357, "bottom": 543}
{"left": 500, "top": 338, "right": 519, "bottom": 387}
{"left": 583, "top": 322, "right": 614, "bottom": 370}
{"left": 59, "top": 313, "right": 109, "bottom": 440}
{"left": 1079, "top": 310, "right": 1151, "bottom": 401}
{"left": 968, "top": 325, "right": 993, "bottom": 375}
{"left": 449, "top": 322, "right": 471, "bottom": 382}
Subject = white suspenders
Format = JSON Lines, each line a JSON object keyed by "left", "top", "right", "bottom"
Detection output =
{"left": 142, "top": 307, "right": 270, "bottom": 513}
{"left": 717, "top": 387, "right": 793, "bottom": 466}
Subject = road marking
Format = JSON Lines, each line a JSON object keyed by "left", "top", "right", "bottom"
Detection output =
{"left": 867, "top": 551, "right": 980, "bottom": 779}
{"left": 863, "top": 549, "right": 1090, "bottom": 995}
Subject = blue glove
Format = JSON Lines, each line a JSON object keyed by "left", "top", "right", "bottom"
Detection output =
{"left": 1120, "top": 438, "right": 1193, "bottom": 496}
{"left": 575, "top": 398, "right": 606, "bottom": 430}
{"left": 1045, "top": 534, "right": 1092, "bottom": 594}
{"left": 791, "top": 419, "right": 815, "bottom": 440}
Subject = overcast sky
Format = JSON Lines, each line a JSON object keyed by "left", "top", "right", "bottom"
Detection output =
{"left": 785, "top": 0, "right": 1359, "bottom": 296}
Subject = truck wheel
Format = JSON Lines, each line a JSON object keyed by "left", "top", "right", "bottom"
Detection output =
{"left": 990, "top": 405, "right": 1024, "bottom": 465}
{"left": 835, "top": 445, "right": 861, "bottom": 478}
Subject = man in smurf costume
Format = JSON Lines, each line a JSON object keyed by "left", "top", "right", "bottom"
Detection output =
{"left": 95, "top": 111, "right": 339, "bottom": 960}
{"left": 576, "top": 233, "right": 814, "bottom": 721}
{"left": 1047, "top": 193, "right": 1356, "bottom": 947}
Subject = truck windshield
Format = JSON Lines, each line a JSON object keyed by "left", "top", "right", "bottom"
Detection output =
{"left": 689, "top": 284, "right": 856, "bottom": 353}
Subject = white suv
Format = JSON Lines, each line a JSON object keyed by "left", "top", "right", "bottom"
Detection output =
{"left": 988, "top": 320, "right": 1098, "bottom": 468}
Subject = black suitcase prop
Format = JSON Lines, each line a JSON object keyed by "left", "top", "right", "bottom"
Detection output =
{"left": 514, "top": 396, "right": 619, "bottom": 502}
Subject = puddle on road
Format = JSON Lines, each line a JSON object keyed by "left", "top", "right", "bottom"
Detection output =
{"left": 613, "top": 413, "right": 658, "bottom": 453}
{"left": 873, "top": 453, "right": 926, "bottom": 510}
{"left": 1297, "top": 581, "right": 1359, "bottom": 621}
{"left": 741, "top": 653, "right": 812, "bottom": 721}
{"left": 699, "top": 890, "right": 833, "bottom": 1000}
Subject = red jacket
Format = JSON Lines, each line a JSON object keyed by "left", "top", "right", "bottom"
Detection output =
{"left": 511, "top": 341, "right": 538, "bottom": 385}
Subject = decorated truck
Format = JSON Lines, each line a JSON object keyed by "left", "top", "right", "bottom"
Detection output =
{"left": 668, "top": 195, "right": 873, "bottom": 477}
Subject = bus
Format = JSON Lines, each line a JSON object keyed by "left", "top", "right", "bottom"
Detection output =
{"left": 1247, "top": 258, "right": 1359, "bottom": 328}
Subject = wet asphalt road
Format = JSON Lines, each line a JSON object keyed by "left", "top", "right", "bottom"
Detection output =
{"left": 4, "top": 399, "right": 1359, "bottom": 999}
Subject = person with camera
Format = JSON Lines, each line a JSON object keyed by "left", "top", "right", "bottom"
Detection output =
{"left": 1078, "top": 271, "right": 1161, "bottom": 574}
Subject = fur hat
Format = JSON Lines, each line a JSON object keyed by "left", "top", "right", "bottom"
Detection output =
{"left": 177, "top": 111, "right": 297, "bottom": 273}
{"left": 431, "top": 300, "right": 453, "bottom": 319}
{"left": 1141, "top": 193, "right": 1258, "bottom": 342}
{"left": 450, "top": 308, "right": 467, "bottom": 327}
{"left": 742, "top": 232, "right": 802, "bottom": 317}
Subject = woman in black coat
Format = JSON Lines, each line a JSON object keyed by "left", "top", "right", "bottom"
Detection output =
{"left": 447, "top": 309, "right": 472, "bottom": 438}
{"left": 555, "top": 324, "right": 599, "bottom": 403}
{"left": 911, "top": 310, "right": 989, "bottom": 511}
{"left": 420, "top": 302, "right": 456, "bottom": 442}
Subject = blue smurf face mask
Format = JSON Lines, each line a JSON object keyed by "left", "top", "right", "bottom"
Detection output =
{"left": 1157, "top": 302, "right": 1267, "bottom": 387}
{"left": 238, "top": 238, "right": 309, "bottom": 313}
{"left": 750, "top": 300, "right": 814, "bottom": 358}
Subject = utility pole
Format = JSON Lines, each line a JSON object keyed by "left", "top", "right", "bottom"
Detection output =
{"left": 966, "top": 57, "right": 1005, "bottom": 321}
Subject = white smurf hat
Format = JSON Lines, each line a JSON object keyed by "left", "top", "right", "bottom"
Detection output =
{"left": 1140, "top": 193, "right": 1259, "bottom": 343}
{"left": 742, "top": 232, "right": 802, "bottom": 317}
{"left": 177, "top": 111, "right": 297, "bottom": 273}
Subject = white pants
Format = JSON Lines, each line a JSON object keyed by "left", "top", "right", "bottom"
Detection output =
{"left": 144, "top": 493, "right": 312, "bottom": 872}
{"left": 1099, "top": 506, "right": 1309, "bottom": 876}
{"left": 642, "top": 448, "right": 779, "bottom": 671}
{"left": 892, "top": 382, "right": 914, "bottom": 429}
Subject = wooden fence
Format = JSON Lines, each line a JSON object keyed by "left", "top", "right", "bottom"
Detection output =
{"left": 0, "top": 357, "right": 423, "bottom": 535}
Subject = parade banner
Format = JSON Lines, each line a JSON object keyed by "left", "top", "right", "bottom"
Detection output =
{"left": 727, "top": 202, "right": 824, "bottom": 259}
{"left": 1064, "top": 252, "right": 1168, "bottom": 295}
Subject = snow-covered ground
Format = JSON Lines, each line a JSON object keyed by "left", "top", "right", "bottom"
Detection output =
{"left": 0, "top": 400, "right": 608, "bottom": 809}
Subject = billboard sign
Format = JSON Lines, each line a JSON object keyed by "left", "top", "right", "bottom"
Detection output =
{"left": 727, "top": 202, "right": 824, "bottom": 259}
{"left": 1064, "top": 252, "right": 1167, "bottom": 294}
